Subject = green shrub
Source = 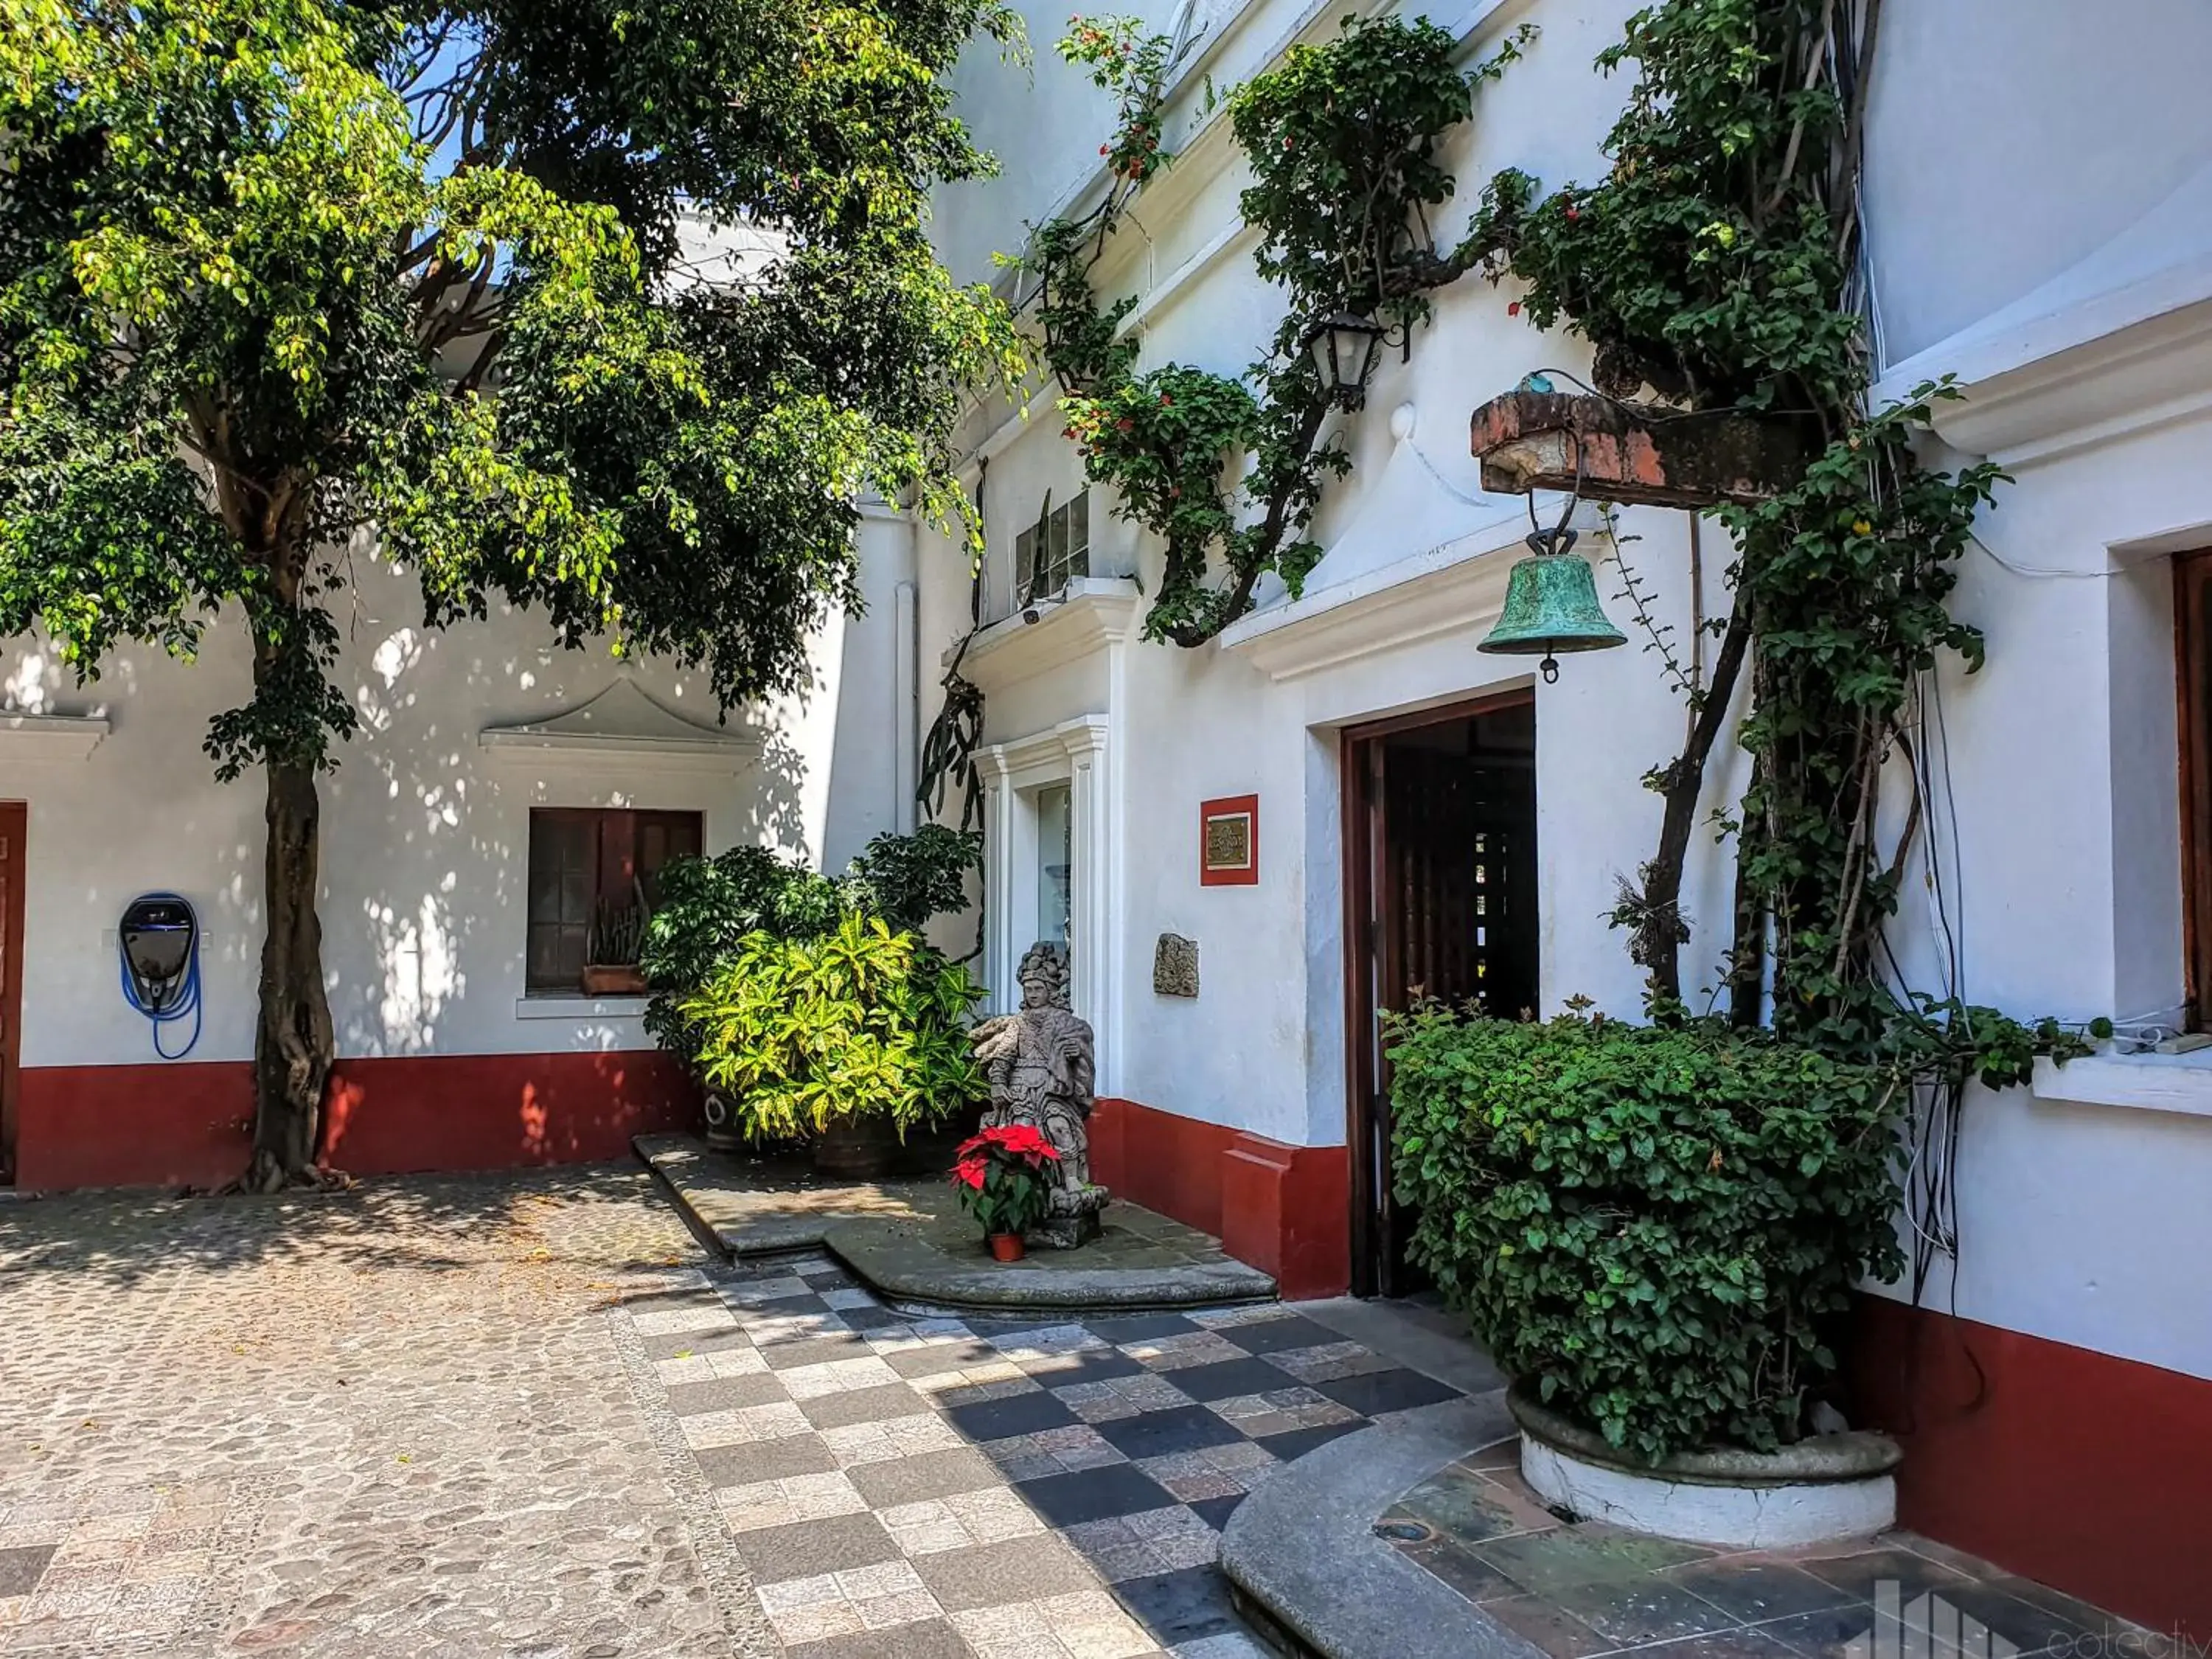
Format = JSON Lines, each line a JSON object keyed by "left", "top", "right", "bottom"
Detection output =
{"left": 1387, "top": 1008, "right": 1905, "bottom": 1464}
{"left": 641, "top": 846, "right": 844, "bottom": 1052}
{"left": 678, "top": 913, "right": 987, "bottom": 1141}
{"left": 843, "top": 825, "right": 982, "bottom": 935}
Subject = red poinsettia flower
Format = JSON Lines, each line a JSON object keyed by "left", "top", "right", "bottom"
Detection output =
{"left": 986, "top": 1124, "right": 1060, "bottom": 1161}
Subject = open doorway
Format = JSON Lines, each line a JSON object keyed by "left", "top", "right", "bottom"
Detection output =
{"left": 1343, "top": 694, "right": 1537, "bottom": 1298}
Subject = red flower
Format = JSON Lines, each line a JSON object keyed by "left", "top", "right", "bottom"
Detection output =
{"left": 1565, "top": 204, "right": 1582, "bottom": 223}
{"left": 1507, "top": 301, "right": 1521, "bottom": 317}
{"left": 995, "top": 1124, "right": 1055, "bottom": 1158}
{"left": 959, "top": 1124, "right": 1061, "bottom": 1165}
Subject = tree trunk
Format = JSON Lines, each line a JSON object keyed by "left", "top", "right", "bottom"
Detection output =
{"left": 246, "top": 757, "right": 335, "bottom": 1191}
{"left": 1635, "top": 602, "right": 1752, "bottom": 1005}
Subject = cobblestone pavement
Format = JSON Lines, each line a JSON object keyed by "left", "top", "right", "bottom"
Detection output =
{"left": 0, "top": 1166, "right": 1464, "bottom": 1658}
{"left": 0, "top": 1166, "right": 766, "bottom": 1658}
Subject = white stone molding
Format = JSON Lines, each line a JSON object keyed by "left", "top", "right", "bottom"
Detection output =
{"left": 1218, "top": 516, "right": 1528, "bottom": 681}
{"left": 0, "top": 709, "right": 111, "bottom": 762}
{"left": 2032, "top": 1051, "right": 2212, "bottom": 1122}
{"left": 957, "top": 578, "right": 1143, "bottom": 692}
{"left": 477, "top": 678, "right": 760, "bottom": 773}
{"left": 1873, "top": 161, "right": 2212, "bottom": 465}
{"left": 512, "top": 994, "right": 648, "bottom": 1023}
{"left": 975, "top": 714, "right": 1116, "bottom": 1093}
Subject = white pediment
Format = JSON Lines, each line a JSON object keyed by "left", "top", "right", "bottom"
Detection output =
{"left": 478, "top": 678, "right": 759, "bottom": 770}
{"left": 1874, "top": 159, "right": 2212, "bottom": 462}
{"left": 1220, "top": 501, "right": 1610, "bottom": 683}
{"left": 0, "top": 709, "right": 110, "bottom": 762}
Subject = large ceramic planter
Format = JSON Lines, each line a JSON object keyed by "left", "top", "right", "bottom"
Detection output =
{"left": 1509, "top": 1385, "right": 1900, "bottom": 1550}
{"left": 813, "top": 1115, "right": 899, "bottom": 1180}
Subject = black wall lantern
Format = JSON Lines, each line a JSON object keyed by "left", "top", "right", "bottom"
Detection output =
{"left": 1304, "top": 310, "right": 1388, "bottom": 410}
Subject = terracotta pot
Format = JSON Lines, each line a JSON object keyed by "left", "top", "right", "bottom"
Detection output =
{"left": 581, "top": 964, "right": 647, "bottom": 996}
{"left": 988, "top": 1232, "right": 1026, "bottom": 1263}
{"left": 813, "top": 1115, "right": 899, "bottom": 1180}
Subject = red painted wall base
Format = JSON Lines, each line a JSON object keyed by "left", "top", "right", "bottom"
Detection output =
{"left": 14, "top": 1051, "right": 698, "bottom": 1192}
{"left": 1851, "top": 1293, "right": 2212, "bottom": 1639}
{"left": 1089, "top": 1096, "right": 1349, "bottom": 1298}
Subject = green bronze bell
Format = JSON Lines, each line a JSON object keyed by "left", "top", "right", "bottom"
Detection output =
{"left": 1478, "top": 529, "right": 1627, "bottom": 682}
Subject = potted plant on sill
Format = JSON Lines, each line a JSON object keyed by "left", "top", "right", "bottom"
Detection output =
{"left": 582, "top": 886, "right": 650, "bottom": 996}
{"left": 950, "top": 1124, "right": 1060, "bottom": 1261}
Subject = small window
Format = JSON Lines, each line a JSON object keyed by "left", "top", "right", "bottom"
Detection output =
{"left": 2178, "top": 553, "right": 2212, "bottom": 1027}
{"left": 1034, "top": 783, "right": 1073, "bottom": 952}
{"left": 526, "top": 808, "right": 702, "bottom": 992}
{"left": 1015, "top": 490, "right": 1090, "bottom": 607}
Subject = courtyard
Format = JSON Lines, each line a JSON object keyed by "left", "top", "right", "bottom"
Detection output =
{"left": 0, "top": 1167, "right": 1458, "bottom": 1657}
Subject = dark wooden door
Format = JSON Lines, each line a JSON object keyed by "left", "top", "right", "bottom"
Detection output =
{"left": 1344, "top": 697, "right": 1538, "bottom": 1297}
{"left": 1, "top": 803, "right": 24, "bottom": 1185}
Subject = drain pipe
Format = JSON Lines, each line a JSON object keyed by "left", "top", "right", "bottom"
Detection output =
{"left": 895, "top": 539, "right": 919, "bottom": 835}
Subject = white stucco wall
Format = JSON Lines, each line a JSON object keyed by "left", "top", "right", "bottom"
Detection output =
{"left": 3, "top": 515, "right": 919, "bottom": 1069}
{"left": 925, "top": 0, "right": 2212, "bottom": 1387}
{"left": 1860, "top": 0, "right": 2212, "bottom": 369}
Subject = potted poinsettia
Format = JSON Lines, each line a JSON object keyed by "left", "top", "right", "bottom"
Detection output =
{"left": 950, "top": 1125, "right": 1060, "bottom": 1261}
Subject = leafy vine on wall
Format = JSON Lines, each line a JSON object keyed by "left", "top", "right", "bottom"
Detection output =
{"left": 1016, "top": 1, "right": 2087, "bottom": 1089}
{"left": 1015, "top": 13, "right": 1531, "bottom": 646}
{"left": 1453, "top": 0, "right": 2087, "bottom": 1080}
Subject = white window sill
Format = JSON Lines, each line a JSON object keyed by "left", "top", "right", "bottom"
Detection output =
{"left": 514, "top": 995, "right": 650, "bottom": 1021}
{"left": 2031, "top": 1051, "right": 2212, "bottom": 1121}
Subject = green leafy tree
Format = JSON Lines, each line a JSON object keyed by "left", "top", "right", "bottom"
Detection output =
{"left": 0, "top": 0, "right": 1020, "bottom": 1189}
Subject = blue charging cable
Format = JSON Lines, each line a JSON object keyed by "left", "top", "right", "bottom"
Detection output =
{"left": 118, "top": 894, "right": 203, "bottom": 1060}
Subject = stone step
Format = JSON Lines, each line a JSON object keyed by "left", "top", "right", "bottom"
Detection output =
{"left": 637, "top": 1132, "right": 1278, "bottom": 1315}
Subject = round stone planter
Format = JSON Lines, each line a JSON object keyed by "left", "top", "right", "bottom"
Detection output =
{"left": 813, "top": 1115, "right": 900, "bottom": 1179}
{"left": 1509, "top": 1385, "right": 1900, "bottom": 1550}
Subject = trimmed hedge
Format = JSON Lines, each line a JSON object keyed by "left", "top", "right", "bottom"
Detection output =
{"left": 1387, "top": 1009, "right": 1905, "bottom": 1464}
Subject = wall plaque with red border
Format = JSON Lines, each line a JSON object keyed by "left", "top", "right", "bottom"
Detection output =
{"left": 1199, "top": 794, "right": 1259, "bottom": 886}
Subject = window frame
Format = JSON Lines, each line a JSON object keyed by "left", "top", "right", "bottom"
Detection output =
{"left": 2177, "top": 552, "right": 2212, "bottom": 1029}
{"left": 524, "top": 807, "right": 702, "bottom": 995}
{"left": 1013, "top": 490, "right": 1091, "bottom": 609}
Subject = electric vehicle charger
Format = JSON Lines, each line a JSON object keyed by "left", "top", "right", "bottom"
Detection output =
{"left": 118, "top": 893, "right": 202, "bottom": 1060}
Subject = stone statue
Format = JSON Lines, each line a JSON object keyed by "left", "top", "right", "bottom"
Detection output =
{"left": 969, "top": 942, "right": 1109, "bottom": 1247}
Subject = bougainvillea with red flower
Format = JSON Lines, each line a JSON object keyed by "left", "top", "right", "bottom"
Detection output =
{"left": 950, "top": 1124, "right": 1060, "bottom": 1239}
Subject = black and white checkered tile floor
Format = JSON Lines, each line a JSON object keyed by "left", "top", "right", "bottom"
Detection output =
{"left": 629, "top": 1252, "right": 1464, "bottom": 1658}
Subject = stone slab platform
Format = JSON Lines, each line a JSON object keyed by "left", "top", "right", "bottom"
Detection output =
{"left": 636, "top": 1131, "right": 942, "bottom": 1256}
{"left": 1223, "top": 1391, "right": 2147, "bottom": 1659}
{"left": 637, "top": 1133, "right": 1277, "bottom": 1314}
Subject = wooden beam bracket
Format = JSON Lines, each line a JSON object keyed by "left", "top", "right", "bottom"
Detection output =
{"left": 1469, "top": 390, "right": 1807, "bottom": 511}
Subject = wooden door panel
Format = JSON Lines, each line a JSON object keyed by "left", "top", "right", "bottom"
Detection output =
{"left": 1343, "top": 696, "right": 1539, "bottom": 1298}
{"left": 1, "top": 803, "right": 24, "bottom": 1184}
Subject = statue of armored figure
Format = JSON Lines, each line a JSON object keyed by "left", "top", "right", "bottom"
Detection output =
{"left": 969, "top": 942, "right": 1109, "bottom": 1248}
